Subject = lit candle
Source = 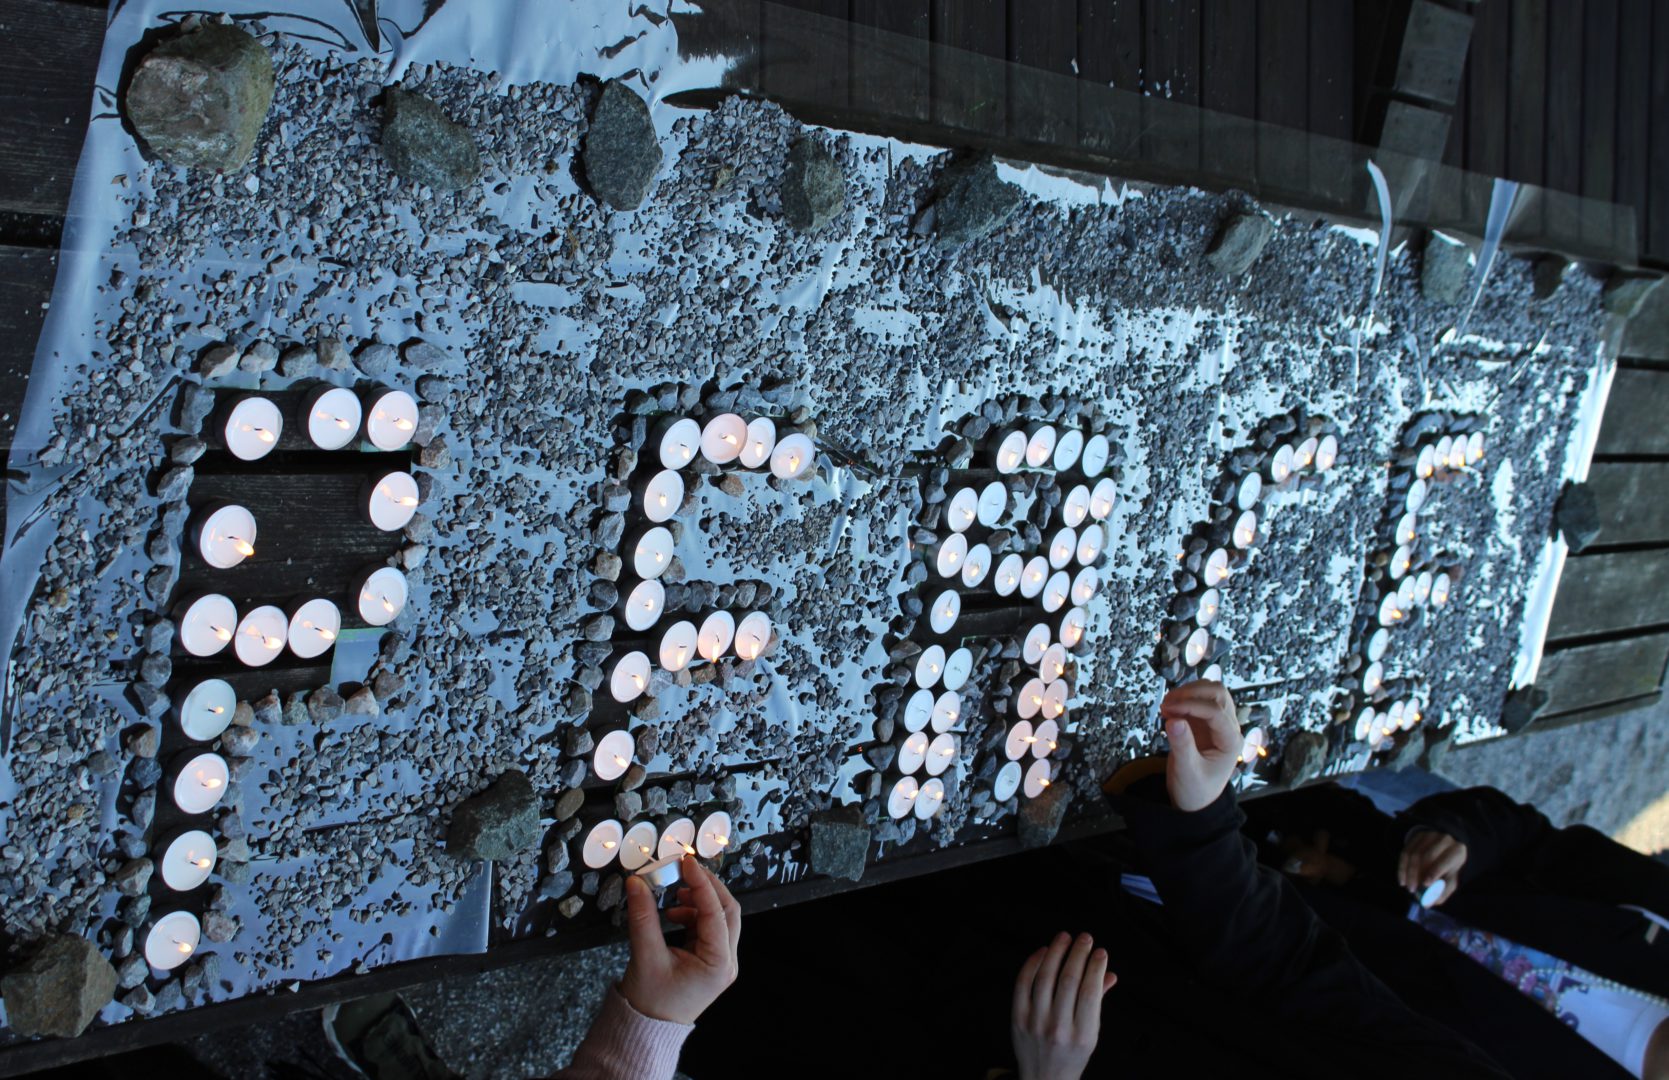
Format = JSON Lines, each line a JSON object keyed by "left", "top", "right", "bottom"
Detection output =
{"left": 1315, "top": 435, "right": 1338, "bottom": 471}
{"left": 657, "top": 417, "right": 702, "bottom": 470}
{"left": 1080, "top": 433, "right": 1110, "bottom": 477}
{"left": 223, "top": 396, "right": 282, "bottom": 461}
{"left": 642, "top": 470, "right": 685, "bottom": 524}
{"left": 620, "top": 821, "right": 659, "bottom": 872}
{"left": 582, "top": 819, "right": 625, "bottom": 869}
{"left": 1204, "top": 548, "right": 1231, "bottom": 588}
{"left": 593, "top": 730, "right": 635, "bottom": 782}
{"left": 177, "top": 593, "right": 237, "bottom": 658}
{"left": 1396, "top": 512, "right": 1418, "bottom": 546}
{"left": 159, "top": 829, "right": 217, "bottom": 891}
{"left": 887, "top": 776, "right": 919, "bottom": 819}
{"left": 636, "top": 852, "right": 685, "bottom": 888}
{"left": 696, "top": 811, "right": 733, "bottom": 858}
{"left": 1031, "top": 718, "right": 1059, "bottom": 759}
{"left": 1041, "top": 680, "right": 1068, "bottom": 721}
{"left": 657, "top": 817, "right": 697, "bottom": 860}
{"left": 364, "top": 471, "right": 420, "bottom": 532}
{"left": 1447, "top": 437, "right": 1467, "bottom": 471}
{"left": 1294, "top": 436, "right": 1318, "bottom": 470}
{"left": 1232, "top": 510, "right": 1257, "bottom": 550}
{"left": 1052, "top": 428, "right": 1085, "bottom": 472}
{"left": 1090, "top": 478, "right": 1117, "bottom": 520}
{"left": 1434, "top": 436, "right": 1455, "bottom": 474}
{"left": 302, "top": 385, "right": 363, "bottom": 451}
{"left": 177, "top": 678, "right": 235, "bottom": 742}
{"left": 624, "top": 579, "right": 665, "bottom": 633}
{"left": 930, "top": 690, "right": 961, "bottom": 733}
{"left": 1059, "top": 607, "right": 1088, "bottom": 648}
{"left": 1401, "top": 701, "right": 1423, "bottom": 730}
{"left": 947, "top": 488, "right": 980, "bottom": 534}
{"left": 1185, "top": 627, "right": 1211, "bottom": 667}
{"left": 904, "top": 689, "right": 935, "bottom": 732}
{"left": 632, "top": 526, "right": 675, "bottom": 580}
{"left": 1467, "top": 432, "right": 1485, "bottom": 464}
{"left": 1077, "top": 524, "right": 1106, "bottom": 566}
{"left": 1270, "top": 444, "right": 1295, "bottom": 484}
{"left": 738, "top": 417, "right": 778, "bottom": 469}
{"left": 1416, "top": 444, "right": 1437, "bottom": 480}
{"left": 899, "top": 730, "right": 931, "bottom": 774}
{"left": 926, "top": 733, "right": 957, "bottom": 776}
{"left": 1367, "top": 724, "right": 1392, "bottom": 752}
{"left": 1414, "top": 570, "right": 1434, "bottom": 606}
{"left": 1236, "top": 473, "right": 1263, "bottom": 511}
{"left": 1023, "top": 623, "right": 1052, "bottom": 665}
{"left": 1354, "top": 707, "right": 1379, "bottom": 742}
{"left": 700, "top": 413, "right": 748, "bottom": 465}
{"left": 734, "top": 611, "right": 772, "bottom": 661}
{"left": 1005, "top": 719, "right": 1035, "bottom": 761}
{"left": 1385, "top": 701, "right": 1406, "bottom": 732}
{"left": 1202, "top": 662, "right": 1223, "bottom": 683}
{"left": 1022, "top": 759, "right": 1053, "bottom": 799}
{"left": 961, "top": 542, "right": 992, "bottom": 588}
{"left": 363, "top": 388, "right": 419, "bottom": 452}
{"left": 1367, "top": 627, "right": 1390, "bottom": 662}
{"left": 144, "top": 911, "right": 201, "bottom": 972}
{"left": 194, "top": 504, "right": 257, "bottom": 569}
{"left": 943, "top": 647, "right": 974, "bottom": 691}
{"left": 1025, "top": 425, "right": 1057, "bottom": 468}
{"left": 1040, "top": 643, "right": 1068, "bottom": 682}
{"left": 1043, "top": 570, "right": 1071, "bottom": 613}
{"left": 770, "top": 433, "right": 816, "bottom": 479}
{"left": 1016, "top": 676, "right": 1046, "bottom": 721}
{"left": 1430, "top": 572, "right": 1452, "bottom": 607}
{"left": 1061, "top": 484, "right": 1091, "bottom": 528}
{"left": 914, "top": 777, "right": 946, "bottom": 821}
{"left": 993, "top": 760, "right": 1023, "bottom": 802}
{"left": 1378, "top": 590, "right": 1407, "bottom": 627}
{"left": 357, "top": 565, "right": 408, "bottom": 626}
{"left": 609, "top": 651, "right": 652, "bottom": 703}
{"left": 1239, "top": 727, "right": 1269, "bottom": 765}
{"left": 935, "top": 532, "right": 969, "bottom": 578}
{"left": 994, "top": 552, "right": 1025, "bottom": 598}
{"left": 1196, "top": 586, "right": 1222, "bottom": 628}
{"left": 995, "top": 430, "right": 1028, "bottom": 474}
{"left": 172, "top": 751, "right": 229, "bottom": 815}
{"left": 1390, "top": 544, "right": 1414, "bottom": 580}
{"left": 1396, "top": 575, "right": 1418, "bottom": 612}
{"left": 1071, "top": 566, "right": 1099, "bottom": 606}
{"left": 1406, "top": 477, "right": 1429, "bottom": 514}
{"left": 286, "top": 598, "right": 341, "bottom": 660}
{"left": 234, "top": 605, "right": 287, "bottom": 667}
{"left": 915, "top": 644, "right": 947, "bottom": 690}
{"left": 1362, "top": 661, "right": 1384, "bottom": 696}
{"left": 930, "top": 589, "right": 960, "bottom": 635}
{"left": 977, "top": 481, "right": 1008, "bottom": 527}
{"left": 697, "top": 610, "right": 735, "bottom": 662}
{"left": 1020, "top": 556, "right": 1050, "bottom": 600}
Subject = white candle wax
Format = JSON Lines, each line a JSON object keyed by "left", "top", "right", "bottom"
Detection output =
{"left": 926, "top": 733, "right": 957, "bottom": 776}
{"left": 1196, "top": 587, "right": 1222, "bottom": 628}
{"left": 304, "top": 386, "right": 362, "bottom": 451}
{"left": 697, "top": 610, "right": 735, "bottom": 662}
{"left": 1237, "top": 473, "right": 1263, "bottom": 511}
{"left": 1386, "top": 700, "right": 1407, "bottom": 732}
{"left": 944, "top": 648, "right": 973, "bottom": 691}
{"left": 1005, "top": 719, "right": 1035, "bottom": 761}
{"left": 993, "top": 760, "right": 1023, "bottom": 802}
{"left": 1041, "top": 679, "right": 1069, "bottom": 721}
{"left": 159, "top": 829, "right": 218, "bottom": 891}
{"left": 287, "top": 598, "right": 340, "bottom": 660}
{"left": 961, "top": 543, "right": 992, "bottom": 588}
{"left": 1061, "top": 484, "right": 1091, "bottom": 528}
{"left": 1467, "top": 431, "right": 1485, "bottom": 464}
{"left": 610, "top": 651, "right": 652, "bottom": 703}
{"left": 1059, "top": 607, "right": 1088, "bottom": 649}
{"left": 224, "top": 396, "right": 282, "bottom": 461}
{"left": 1040, "top": 642, "right": 1068, "bottom": 682}
{"left": 995, "top": 430, "right": 1028, "bottom": 474}
{"left": 1239, "top": 726, "right": 1269, "bottom": 765}
{"left": 1363, "top": 660, "right": 1385, "bottom": 696}
{"left": 1270, "top": 444, "right": 1295, "bottom": 484}
{"left": 696, "top": 811, "right": 732, "bottom": 858}
{"left": 930, "top": 691, "right": 961, "bottom": 733}
{"left": 1396, "top": 512, "right": 1419, "bottom": 547}
{"left": 1204, "top": 548, "right": 1231, "bottom": 588}
{"left": 1435, "top": 436, "right": 1455, "bottom": 473}
{"left": 1354, "top": 707, "right": 1378, "bottom": 742}
{"left": 1406, "top": 477, "right": 1429, "bottom": 514}
{"left": 594, "top": 730, "right": 635, "bottom": 782}
{"left": 145, "top": 911, "right": 202, "bottom": 972}
{"left": 358, "top": 566, "right": 408, "bottom": 626}
{"left": 947, "top": 487, "right": 980, "bottom": 534}
{"left": 1416, "top": 444, "right": 1437, "bottom": 480}
{"left": 366, "top": 471, "right": 420, "bottom": 532}
{"left": 178, "top": 593, "right": 237, "bottom": 658}
{"left": 1414, "top": 570, "right": 1434, "bottom": 606}
{"left": 633, "top": 527, "right": 675, "bottom": 580}
{"left": 994, "top": 552, "right": 1025, "bottom": 597}
{"left": 914, "top": 777, "right": 946, "bottom": 820}
{"left": 1090, "top": 477, "right": 1118, "bottom": 520}
{"left": 929, "top": 590, "right": 960, "bottom": 635}
{"left": 915, "top": 644, "right": 947, "bottom": 689}
{"left": 1295, "top": 436, "right": 1319, "bottom": 470}
{"left": 700, "top": 413, "right": 748, "bottom": 465}
{"left": 1402, "top": 701, "right": 1424, "bottom": 730}
{"left": 1052, "top": 428, "right": 1085, "bottom": 472}
{"left": 624, "top": 579, "right": 665, "bottom": 633}
{"left": 899, "top": 730, "right": 931, "bottom": 774}
{"left": 582, "top": 819, "right": 625, "bottom": 869}
{"left": 658, "top": 417, "right": 701, "bottom": 470}
{"left": 1396, "top": 575, "right": 1418, "bottom": 612}
{"left": 1043, "top": 570, "right": 1071, "bottom": 613}
{"left": 1203, "top": 662, "right": 1224, "bottom": 683}
{"left": 658, "top": 817, "right": 697, "bottom": 860}
{"left": 977, "top": 481, "right": 1008, "bottom": 527}
{"left": 734, "top": 611, "right": 772, "bottom": 661}
{"left": 1025, "top": 425, "right": 1057, "bottom": 469}
{"left": 196, "top": 504, "right": 257, "bottom": 569}
{"left": 1023, "top": 623, "right": 1051, "bottom": 665}
{"left": 1070, "top": 566, "right": 1099, "bottom": 606}
{"left": 1049, "top": 527, "right": 1078, "bottom": 570}
{"left": 1378, "top": 590, "right": 1407, "bottom": 626}
{"left": 172, "top": 752, "right": 229, "bottom": 815}
{"left": 1315, "top": 435, "right": 1338, "bottom": 471}
{"left": 363, "top": 388, "right": 418, "bottom": 451}
{"left": 887, "top": 776, "right": 919, "bottom": 819}
{"left": 1076, "top": 524, "right": 1105, "bottom": 566}
{"left": 636, "top": 853, "right": 684, "bottom": 888}
{"left": 1021, "top": 556, "right": 1050, "bottom": 599}
{"left": 620, "top": 821, "right": 659, "bottom": 872}
{"left": 1022, "top": 759, "right": 1053, "bottom": 799}
{"left": 904, "top": 689, "right": 935, "bottom": 732}
{"left": 234, "top": 605, "right": 287, "bottom": 668}
{"left": 1032, "top": 718, "right": 1059, "bottom": 759}
{"left": 1185, "top": 627, "right": 1212, "bottom": 668}
{"left": 643, "top": 470, "right": 685, "bottom": 524}
{"left": 1430, "top": 572, "right": 1452, "bottom": 607}
{"left": 1080, "top": 433, "right": 1110, "bottom": 477}
{"left": 178, "top": 678, "right": 235, "bottom": 742}
{"left": 1389, "top": 544, "right": 1414, "bottom": 581}
{"left": 1232, "top": 510, "right": 1258, "bottom": 550}
{"left": 738, "top": 417, "right": 777, "bottom": 469}
{"left": 935, "top": 532, "right": 968, "bottom": 578}
{"left": 770, "top": 433, "right": 816, "bottom": 479}
{"left": 1017, "top": 677, "right": 1046, "bottom": 721}
{"left": 1367, "top": 627, "right": 1390, "bottom": 662}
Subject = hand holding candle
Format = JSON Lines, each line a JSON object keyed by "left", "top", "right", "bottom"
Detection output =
{"left": 620, "top": 855, "right": 741, "bottom": 1026}
{"left": 1158, "top": 681, "right": 1241, "bottom": 812}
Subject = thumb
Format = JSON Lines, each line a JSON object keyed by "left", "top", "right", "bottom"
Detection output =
{"left": 1167, "top": 718, "right": 1198, "bottom": 762}
{"left": 624, "top": 876, "right": 667, "bottom": 962}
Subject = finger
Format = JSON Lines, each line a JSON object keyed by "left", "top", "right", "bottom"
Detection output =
{"left": 682, "top": 856, "right": 730, "bottom": 966}
{"left": 1166, "top": 717, "right": 1199, "bottom": 759}
{"left": 623, "top": 876, "right": 668, "bottom": 964}
{"left": 1435, "top": 876, "right": 1459, "bottom": 906}
{"left": 1054, "top": 934, "right": 1094, "bottom": 1022}
{"left": 1012, "top": 946, "right": 1046, "bottom": 1028}
{"left": 1102, "top": 971, "right": 1118, "bottom": 994}
{"left": 709, "top": 867, "right": 743, "bottom": 954}
{"left": 664, "top": 906, "right": 698, "bottom": 926}
{"left": 1075, "top": 947, "right": 1108, "bottom": 1033}
{"left": 1426, "top": 844, "right": 1466, "bottom": 888}
{"left": 1033, "top": 933, "right": 1071, "bottom": 1020}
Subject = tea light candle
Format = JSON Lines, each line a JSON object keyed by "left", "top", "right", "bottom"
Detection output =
{"left": 1295, "top": 436, "right": 1318, "bottom": 470}
{"left": 738, "top": 417, "right": 777, "bottom": 469}
{"left": 594, "top": 730, "right": 635, "bottom": 782}
{"left": 1204, "top": 549, "right": 1231, "bottom": 588}
{"left": 1270, "top": 444, "right": 1295, "bottom": 484}
{"left": 178, "top": 593, "right": 237, "bottom": 657}
{"left": 178, "top": 678, "right": 235, "bottom": 741}
{"left": 658, "top": 417, "right": 701, "bottom": 470}
{"left": 582, "top": 819, "right": 625, "bottom": 869}
{"left": 1185, "top": 627, "right": 1211, "bottom": 667}
{"left": 287, "top": 598, "right": 340, "bottom": 660}
{"left": 1362, "top": 661, "right": 1385, "bottom": 696}
{"left": 887, "top": 776, "right": 919, "bottom": 819}
{"left": 1316, "top": 435, "right": 1338, "bottom": 471}
{"left": 915, "top": 644, "right": 947, "bottom": 689}
{"left": 734, "top": 612, "right": 772, "bottom": 661}
{"left": 1059, "top": 607, "right": 1088, "bottom": 649}
{"left": 1406, "top": 478, "right": 1429, "bottom": 514}
{"left": 145, "top": 911, "right": 201, "bottom": 972}
{"left": 1239, "top": 727, "right": 1268, "bottom": 765}
{"left": 363, "top": 388, "right": 418, "bottom": 451}
{"left": 172, "top": 752, "right": 229, "bottom": 814}
{"left": 159, "top": 829, "right": 217, "bottom": 891}
{"left": 1378, "top": 590, "right": 1407, "bottom": 626}
{"left": 1417, "top": 444, "right": 1438, "bottom": 480}
{"left": 1414, "top": 570, "right": 1434, "bottom": 606}
{"left": 995, "top": 430, "right": 1028, "bottom": 474}
{"left": 1430, "top": 572, "right": 1452, "bottom": 607}
{"left": 1367, "top": 627, "right": 1390, "bottom": 662}
{"left": 1467, "top": 432, "right": 1485, "bottom": 464}
{"left": 1076, "top": 524, "right": 1105, "bottom": 566}
{"left": 701, "top": 413, "right": 748, "bottom": 464}
{"left": 1396, "top": 575, "right": 1418, "bottom": 611}
{"left": 1023, "top": 623, "right": 1051, "bottom": 665}
{"left": 904, "top": 689, "right": 935, "bottom": 732}
{"left": 947, "top": 487, "right": 980, "bottom": 533}
{"left": 1021, "top": 556, "right": 1050, "bottom": 599}
{"left": 610, "top": 651, "right": 652, "bottom": 703}
{"left": 926, "top": 733, "right": 957, "bottom": 776}
{"left": 1390, "top": 544, "right": 1414, "bottom": 580}
{"left": 234, "top": 605, "right": 287, "bottom": 667}
{"left": 1367, "top": 724, "right": 1392, "bottom": 752}
{"left": 658, "top": 817, "right": 697, "bottom": 859}
{"left": 1043, "top": 570, "right": 1071, "bottom": 613}
{"left": 1025, "top": 425, "right": 1057, "bottom": 468}
{"left": 632, "top": 527, "right": 675, "bottom": 580}
{"left": 357, "top": 566, "right": 408, "bottom": 626}
{"left": 1435, "top": 436, "right": 1455, "bottom": 473}
{"left": 1396, "top": 512, "right": 1418, "bottom": 547}
{"left": 365, "top": 471, "right": 420, "bottom": 532}
{"left": 993, "top": 760, "right": 1023, "bottom": 802}
{"left": 1023, "top": 759, "right": 1053, "bottom": 798}
{"left": 930, "top": 691, "right": 961, "bottom": 733}
{"left": 195, "top": 504, "right": 257, "bottom": 569}
{"left": 1040, "top": 643, "right": 1068, "bottom": 682}
{"left": 1232, "top": 510, "right": 1257, "bottom": 549}
{"left": 697, "top": 610, "right": 735, "bottom": 662}
{"left": 961, "top": 543, "right": 992, "bottom": 588}
{"left": 624, "top": 580, "right": 665, "bottom": 632}
{"left": 977, "top": 481, "right": 1008, "bottom": 527}
{"left": 1081, "top": 433, "right": 1110, "bottom": 477}
{"left": 224, "top": 396, "right": 282, "bottom": 461}
{"left": 935, "top": 532, "right": 969, "bottom": 578}
{"left": 944, "top": 647, "right": 974, "bottom": 691}
{"left": 995, "top": 552, "right": 1025, "bottom": 597}
{"left": 696, "top": 811, "right": 733, "bottom": 858}
{"left": 1401, "top": 701, "right": 1424, "bottom": 730}
{"left": 642, "top": 470, "right": 685, "bottom": 523}
{"left": 1053, "top": 429, "right": 1085, "bottom": 472}
{"left": 899, "top": 730, "right": 931, "bottom": 774}
{"left": 914, "top": 777, "right": 946, "bottom": 820}
{"left": 1196, "top": 587, "right": 1222, "bottom": 628}
{"left": 1071, "top": 566, "right": 1099, "bottom": 606}
{"left": 930, "top": 589, "right": 961, "bottom": 634}
{"left": 1032, "top": 718, "right": 1059, "bottom": 758}
{"left": 1091, "top": 478, "right": 1118, "bottom": 521}
{"left": 1005, "top": 719, "right": 1035, "bottom": 761}
{"left": 1061, "top": 484, "right": 1091, "bottom": 528}
{"left": 1385, "top": 700, "right": 1407, "bottom": 731}
{"left": 1203, "top": 663, "right": 1224, "bottom": 683}
{"left": 1017, "top": 677, "right": 1046, "bottom": 721}
{"left": 636, "top": 853, "right": 684, "bottom": 888}
{"left": 1237, "top": 473, "right": 1263, "bottom": 511}
{"left": 770, "top": 433, "right": 816, "bottom": 479}
{"left": 620, "top": 822, "right": 659, "bottom": 872}
{"left": 1354, "top": 707, "right": 1378, "bottom": 742}
{"left": 303, "top": 385, "right": 363, "bottom": 450}
{"left": 1041, "top": 680, "right": 1069, "bottom": 721}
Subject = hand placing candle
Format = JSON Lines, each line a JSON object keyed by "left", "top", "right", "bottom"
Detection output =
{"left": 593, "top": 730, "right": 636, "bottom": 782}
{"left": 363, "top": 388, "right": 419, "bottom": 451}
{"left": 171, "top": 751, "right": 230, "bottom": 815}
{"left": 159, "top": 829, "right": 218, "bottom": 891}
{"left": 195, "top": 504, "right": 257, "bottom": 569}
{"left": 234, "top": 605, "right": 288, "bottom": 668}
{"left": 356, "top": 565, "right": 409, "bottom": 626}
{"left": 1239, "top": 726, "right": 1269, "bottom": 765}
{"left": 364, "top": 471, "right": 421, "bottom": 532}
{"left": 302, "top": 385, "right": 363, "bottom": 451}
{"left": 223, "top": 396, "right": 282, "bottom": 461}
{"left": 144, "top": 911, "right": 202, "bottom": 972}
{"left": 619, "top": 855, "right": 742, "bottom": 1028}
{"left": 286, "top": 598, "right": 341, "bottom": 661}
{"left": 177, "top": 593, "right": 238, "bottom": 658}
{"left": 177, "top": 678, "right": 236, "bottom": 741}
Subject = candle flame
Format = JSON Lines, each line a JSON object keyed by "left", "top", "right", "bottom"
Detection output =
{"left": 657, "top": 493, "right": 668, "bottom": 507}
{"left": 639, "top": 844, "right": 652, "bottom": 855}
{"left": 212, "top": 625, "right": 232, "bottom": 641}
{"left": 603, "top": 839, "right": 617, "bottom": 850}
{"left": 1023, "top": 735, "right": 1037, "bottom": 743}
{"left": 381, "top": 595, "right": 395, "bottom": 613}
{"left": 788, "top": 455, "right": 801, "bottom": 471}
{"left": 177, "top": 941, "right": 193, "bottom": 955}
{"left": 683, "top": 843, "right": 696, "bottom": 855}
{"left": 631, "top": 673, "right": 645, "bottom": 689}
{"left": 317, "top": 625, "right": 336, "bottom": 641}
{"left": 194, "top": 856, "right": 212, "bottom": 868}
{"left": 203, "top": 776, "right": 223, "bottom": 790}
{"left": 932, "top": 789, "right": 943, "bottom": 801}
{"left": 721, "top": 432, "right": 738, "bottom": 445}
{"left": 394, "top": 417, "right": 414, "bottom": 431}
{"left": 208, "top": 704, "right": 225, "bottom": 715}
{"left": 712, "top": 834, "right": 728, "bottom": 846}
{"left": 752, "top": 440, "right": 764, "bottom": 454}
{"left": 230, "top": 537, "right": 255, "bottom": 557}
{"left": 940, "top": 746, "right": 953, "bottom": 755}
{"left": 613, "top": 754, "right": 627, "bottom": 767}
{"left": 1256, "top": 745, "right": 1268, "bottom": 757}
{"left": 1039, "top": 777, "right": 1051, "bottom": 789}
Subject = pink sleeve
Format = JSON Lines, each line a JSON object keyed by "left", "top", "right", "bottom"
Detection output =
{"left": 552, "top": 985, "right": 693, "bottom": 1080}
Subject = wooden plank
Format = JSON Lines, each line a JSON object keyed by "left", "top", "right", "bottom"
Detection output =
{"left": 0, "top": 244, "right": 54, "bottom": 452}
{"left": 1594, "top": 368, "right": 1669, "bottom": 455}
{"left": 1533, "top": 690, "right": 1661, "bottom": 731}
{"left": 1542, "top": 0, "right": 1585, "bottom": 242}
{"left": 1140, "top": 0, "right": 1200, "bottom": 173}
{"left": 1006, "top": 0, "right": 1079, "bottom": 147}
{"left": 1199, "top": 0, "right": 1257, "bottom": 184}
{"left": 762, "top": 0, "right": 850, "bottom": 110}
{"left": 0, "top": 0, "right": 104, "bottom": 217}
{"left": 1503, "top": 0, "right": 1547, "bottom": 246}
{"left": 1580, "top": 0, "right": 1619, "bottom": 250}
{"left": 1464, "top": 0, "right": 1507, "bottom": 177}
{"left": 1539, "top": 632, "right": 1669, "bottom": 716}
{"left": 671, "top": 0, "right": 762, "bottom": 92}
{"left": 1075, "top": 0, "right": 1144, "bottom": 157}
{"left": 850, "top": 0, "right": 930, "bottom": 121}
{"left": 930, "top": 0, "right": 1007, "bottom": 136}
{"left": 1307, "top": 0, "right": 1360, "bottom": 212}
{"left": 1650, "top": 0, "right": 1669, "bottom": 261}
{"left": 1547, "top": 549, "right": 1669, "bottom": 640}
{"left": 1255, "top": 0, "right": 1310, "bottom": 196}
{"left": 1614, "top": 0, "right": 1651, "bottom": 256}
{"left": 1584, "top": 462, "right": 1669, "bottom": 545}
{"left": 1621, "top": 289, "right": 1669, "bottom": 362}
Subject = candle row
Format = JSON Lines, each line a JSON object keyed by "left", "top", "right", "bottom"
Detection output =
{"left": 222, "top": 384, "right": 419, "bottom": 460}
{"left": 606, "top": 610, "right": 774, "bottom": 705}
{"left": 581, "top": 810, "right": 733, "bottom": 870}
{"left": 993, "top": 424, "right": 1112, "bottom": 478}
{"left": 174, "top": 566, "right": 409, "bottom": 663}
{"left": 654, "top": 414, "right": 815, "bottom": 479}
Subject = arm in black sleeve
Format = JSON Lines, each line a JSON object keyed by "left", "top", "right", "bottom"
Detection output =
{"left": 1395, "top": 786, "right": 1555, "bottom": 884}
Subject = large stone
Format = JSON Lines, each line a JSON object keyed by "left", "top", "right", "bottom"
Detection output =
{"left": 808, "top": 807, "right": 869, "bottom": 882}
{"left": 380, "top": 88, "right": 482, "bottom": 192}
{"left": 929, "top": 154, "right": 1022, "bottom": 248}
{"left": 1420, "top": 231, "right": 1473, "bottom": 306}
{"left": 446, "top": 770, "right": 540, "bottom": 861}
{"left": 1206, "top": 212, "right": 1274, "bottom": 278}
{"left": 1554, "top": 482, "right": 1601, "bottom": 553}
{"left": 781, "top": 138, "right": 845, "bottom": 232}
{"left": 1278, "top": 730, "right": 1328, "bottom": 789}
{"left": 1, "top": 936, "right": 118, "bottom": 1038}
{"left": 1018, "top": 783, "right": 1071, "bottom": 849}
{"left": 125, "top": 24, "right": 274, "bottom": 172}
{"left": 582, "top": 81, "right": 661, "bottom": 211}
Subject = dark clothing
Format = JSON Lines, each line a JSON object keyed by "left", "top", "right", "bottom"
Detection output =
{"left": 1244, "top": 783, "right": 1669, "bottom": 1080}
